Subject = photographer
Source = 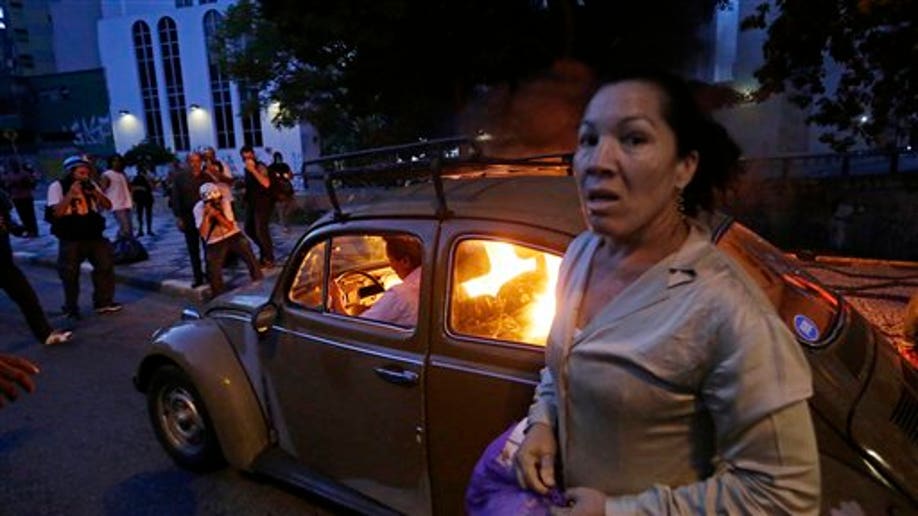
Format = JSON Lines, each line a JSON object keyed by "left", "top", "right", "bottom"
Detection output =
{"left": 193, "top": 182, "right": 263, "bottom": 296}
{"left": 46, "top": 155, "right": 121, "bottom": 319}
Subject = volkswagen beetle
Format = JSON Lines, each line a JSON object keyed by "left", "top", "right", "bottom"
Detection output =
{"left": 135, "top": 149, "right": 917, "bottom": 514}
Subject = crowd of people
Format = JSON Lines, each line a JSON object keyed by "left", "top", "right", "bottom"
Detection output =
{"left": 0, "top": 147, "right": 298, "bottom": 349}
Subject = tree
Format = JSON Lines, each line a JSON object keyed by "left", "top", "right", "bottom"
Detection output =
{"left": 218, "top": 0, "right": 728, "bottom": 154}
{"left": 743, "top": 0, "right": 918, "bottom": 151}
{"left": 123, "top": 140, "right": 177, "bottom": 169}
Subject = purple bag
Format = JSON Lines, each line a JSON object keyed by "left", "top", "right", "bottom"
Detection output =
{"left": 466, "top": 419, "right": 567, "bottom": 515}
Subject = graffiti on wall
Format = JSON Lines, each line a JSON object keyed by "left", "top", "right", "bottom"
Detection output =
{"left": 63, "top": 115, "right": 113, "bottom": 147}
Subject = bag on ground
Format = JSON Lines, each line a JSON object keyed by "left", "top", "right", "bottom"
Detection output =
{"left": 112, "top": 235, "right": 149, "bottom": 264}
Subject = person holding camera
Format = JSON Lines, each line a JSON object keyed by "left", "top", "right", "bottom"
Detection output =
{"left": 240, "top": 146, "right": 275, "bottom": 268}
{"left": 194, "top": 182, "right": 263, "bottom": 296}
{"left": 46, "top": 155, "right": 121, "bottom": 319}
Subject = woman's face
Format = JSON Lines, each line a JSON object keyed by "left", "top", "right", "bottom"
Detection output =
{"left": 574, "top": 80, "right": 697, "bottom": 241}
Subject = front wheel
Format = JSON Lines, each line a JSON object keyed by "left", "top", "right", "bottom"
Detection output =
{"left": 147, "top": 365, "right": 225, "bottom": 471}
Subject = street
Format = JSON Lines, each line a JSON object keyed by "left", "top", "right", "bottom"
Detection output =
{"left": 0, "top": 264, "right": 333, "bottom": 516}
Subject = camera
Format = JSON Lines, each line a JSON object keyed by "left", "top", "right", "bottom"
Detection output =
{"left": 80, "top": 179, "right": 95, "bottom": 192}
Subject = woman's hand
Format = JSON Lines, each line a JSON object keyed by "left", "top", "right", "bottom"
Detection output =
{"left": 555, "top": 487, "right": 605, "bottom": 516}
{"left": 513, "top": 421, "right": 557, "bottom": 494}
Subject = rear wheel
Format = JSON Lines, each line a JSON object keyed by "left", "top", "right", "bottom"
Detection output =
{"left": 147, "top": 365, "right": 225, "bottom": 471}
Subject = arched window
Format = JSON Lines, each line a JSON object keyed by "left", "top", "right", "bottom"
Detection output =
{"left": 157, "top": 17, "right": 190, "bottom": 151}
{"left": 203, "top": 10, "right": 235, "bottom": 149}
{"left": 131, "top": 21, "right": 164, "bottom": 147}
{"left": 239, "top": 83, "right": 263, "bottom": 148}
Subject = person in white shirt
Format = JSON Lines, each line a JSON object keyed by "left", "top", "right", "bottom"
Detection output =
{"left": 330, "top": 235, "right": 422, "bottom": 327}
{"left": 193, "top": 182, "right": 262, "bottom": 296}
{"left": 100, "top": 154, "right": 133, "bottom": 239}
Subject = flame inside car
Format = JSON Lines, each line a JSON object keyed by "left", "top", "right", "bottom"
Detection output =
{"left": 453, "top": 240, "right": 562, "bottom": 345}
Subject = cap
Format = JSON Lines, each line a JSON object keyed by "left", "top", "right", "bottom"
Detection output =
{"left": 199, "top": 182, "right": 222, "bottom": 202}
{"left": 62, "top": 155, "right": 91, "bottom": 172}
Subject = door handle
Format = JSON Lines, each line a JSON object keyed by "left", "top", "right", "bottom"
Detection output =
{"left": 374, "top": 366, "right": 419, "bottom": 386}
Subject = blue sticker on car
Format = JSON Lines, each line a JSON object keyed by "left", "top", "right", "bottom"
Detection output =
{"left": 794, "top": 315, "right": 820, "bottom": 342}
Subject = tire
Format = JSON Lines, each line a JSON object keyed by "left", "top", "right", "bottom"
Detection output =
{"left": 147, "top": 365, "right": 226, "bottom": 471}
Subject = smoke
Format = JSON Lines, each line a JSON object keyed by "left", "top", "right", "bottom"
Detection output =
{"left": 458, "top": 60, "right": 596, "bottom": 158}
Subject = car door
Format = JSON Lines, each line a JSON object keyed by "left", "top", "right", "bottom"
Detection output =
{"left": 425, "top": 219, "right": 571, "bottom": 514}
{"left": 263, "top": 219, "right": 437, "bottom": 514}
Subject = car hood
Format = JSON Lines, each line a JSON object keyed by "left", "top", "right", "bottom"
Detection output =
{"left": 205, "top": 277, "right": 277, "bottom": 314}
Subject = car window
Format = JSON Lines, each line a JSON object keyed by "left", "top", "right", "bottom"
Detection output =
{"left": 288, "top": 239, "right": 327, "bottom": 309}
{"left": 329, "top": 233, "right": 422, "bottom": 328}
{"left": 717, "top": 223, "right": 841, "bottom": 346}
{"left": 449, "top": 239, "right": 562, "bottom": 347}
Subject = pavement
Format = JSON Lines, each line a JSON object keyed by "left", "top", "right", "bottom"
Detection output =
{"left": 11, "top": 192, "right": 322, "bottom": 304}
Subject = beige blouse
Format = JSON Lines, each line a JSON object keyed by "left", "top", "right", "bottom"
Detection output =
{"left": 528, "top": 224, "right": 820, "bottom": 514}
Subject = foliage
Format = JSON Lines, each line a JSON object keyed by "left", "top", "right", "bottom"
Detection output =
{"left": 217, "top": 0, "right": 728, "bottom": 154}
{"left": 122, "top": 140, "right": 177, "bottom": 168}
{"left": 742, "top": 0, "right": 918, "bottom": 151}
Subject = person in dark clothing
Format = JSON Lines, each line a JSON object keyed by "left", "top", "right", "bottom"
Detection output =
{"left": 240, "top": 145, "right": 275, "bottom": 268}
{"left": 45, "top": 155, "right": 121, "bottom": 320}
{"left": 2, "top": 159, "right": 39, "bottom": 237}
{"left": 171, "top": 152, "right": 211, "bottom": 287}
{"left": 268, "top": 151, "right": 296, "bottom": 232}
{"left": 0, "top": 190, "right": 72, "bottom": 345}
{"left": 131, "top": 165, "right": 156, "bottom": 236}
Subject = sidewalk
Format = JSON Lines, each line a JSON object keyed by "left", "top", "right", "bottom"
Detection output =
{"left": 11, "top": 193, "right": 317, "bottom": 303}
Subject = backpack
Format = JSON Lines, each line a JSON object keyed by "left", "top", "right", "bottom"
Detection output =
{"left": 112, "top": 235, "right": 149, "bottom": 264}
{"left": 268, "top": 164, "right": 294, "bottom": 201}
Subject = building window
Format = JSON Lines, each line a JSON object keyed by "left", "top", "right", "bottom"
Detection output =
{"left": 239, "top": 84, "right": 263, "bottom": 147}
{"left": 199, "top": 0, "right": 217, "bottom": 4}
{"left": 175, "top": 0, "right": 193, "bottom": 7}
{"left": 132, "top": 21, "right": 165, "bottom": 147}
{"left": 13, "top": 28, "right": 28, "bottom": 43}
{"left": 157, "top": 17, "right": 190, "bottom": 152}
{"left": 203, "top": 10, "right": 235, "bottom": 149}
{"left": 18, "top": 54, "right": 33, "bottom": 69}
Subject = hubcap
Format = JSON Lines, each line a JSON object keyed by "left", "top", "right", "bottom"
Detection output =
{"left": 158, "top": 385, "right": 206, "bottom": 455}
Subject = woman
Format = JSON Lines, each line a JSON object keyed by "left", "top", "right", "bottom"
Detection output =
{"left": 130, "top": 165, "right": 156, "bottom": 236}
{"left": 513, "top": 71, "right": 820, "bottom": 514}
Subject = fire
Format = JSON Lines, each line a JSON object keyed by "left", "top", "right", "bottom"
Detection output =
{"left": 459, "top": 241, "right": 561, "bottom": 345}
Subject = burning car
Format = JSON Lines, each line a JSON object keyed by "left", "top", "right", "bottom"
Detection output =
{"left": 135, "top": 140, "right": 917, "bottom": 514}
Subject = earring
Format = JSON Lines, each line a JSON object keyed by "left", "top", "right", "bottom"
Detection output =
{"left": 676, "top": 189, "right": 686, "bottom": 219}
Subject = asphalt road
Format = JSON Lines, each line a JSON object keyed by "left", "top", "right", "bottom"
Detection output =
{"left": 0, "top": 264, "right": 334, "bottom": 516}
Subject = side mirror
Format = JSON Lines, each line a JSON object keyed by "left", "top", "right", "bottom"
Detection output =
{"left": 252, "top": 303, "right": 278, "bottom": 337}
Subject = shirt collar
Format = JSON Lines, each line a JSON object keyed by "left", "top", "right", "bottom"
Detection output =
{"left": 666, "top": 220, "right": 713, "bottom": 289}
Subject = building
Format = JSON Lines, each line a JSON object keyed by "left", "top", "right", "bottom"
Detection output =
{"left": 0, "top": 0, "right": 112, "bottom": 171}
{"left": 98, "top": 0, "right": 318, "bottom": 173}
{"left": 687, "top": 0, "right": 823, "bottom": 159}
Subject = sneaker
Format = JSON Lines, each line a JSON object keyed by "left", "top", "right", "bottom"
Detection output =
{"left": 94, "top": 303, "right": 123, "bottom": 315}
{"left": 44, "top": 329, "right": 73, "bottom": 346}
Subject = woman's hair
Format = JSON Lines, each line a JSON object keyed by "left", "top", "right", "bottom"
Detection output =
{"left": 597, "top": 69, "right": 742, "bottom": 216}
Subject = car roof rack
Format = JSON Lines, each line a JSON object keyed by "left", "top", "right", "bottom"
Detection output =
{"left": 301, "top": 135, "right": 573, "bottom": 220}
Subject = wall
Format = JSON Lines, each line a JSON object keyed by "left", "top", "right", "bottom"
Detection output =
{"left": 728, "top": 171, "right": 918, "bottom": 261}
